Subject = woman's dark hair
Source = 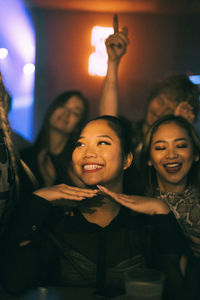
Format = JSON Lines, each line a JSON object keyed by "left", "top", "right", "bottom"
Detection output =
{"left": 35, "top": 90, "right": 89, "bottom": 151}
{"left": 31, "top": 91, "right": 89, "bottom": 185}
{"left": 90, "top": 115, "right": 133, "bottom": 158}
{"left": 141, "top": 114, "right": 200, "bottom": 196}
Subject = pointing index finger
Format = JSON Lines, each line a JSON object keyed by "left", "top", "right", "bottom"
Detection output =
{"left": 113, "top": 14, "right": 119, "bottom": 33}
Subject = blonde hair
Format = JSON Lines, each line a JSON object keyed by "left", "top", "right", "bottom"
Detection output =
{"left": 0, "top": 73, "right": 20, "bottom": 200}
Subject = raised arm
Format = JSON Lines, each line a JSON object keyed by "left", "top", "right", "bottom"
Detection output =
{"left": 99, "top": 15, "right": 129, "bottom": 116}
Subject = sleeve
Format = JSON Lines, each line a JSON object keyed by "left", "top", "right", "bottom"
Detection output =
{"left": 0, "top": 195, "right": 60, "bottom": 295}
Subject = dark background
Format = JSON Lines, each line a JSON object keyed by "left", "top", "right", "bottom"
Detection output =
{"left": 27, "top": 1, "right": 200, "bottom": 138}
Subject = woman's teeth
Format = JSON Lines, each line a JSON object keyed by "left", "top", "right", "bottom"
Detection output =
{"left": 83, "top": 164, "right": 102, "bottom": 170}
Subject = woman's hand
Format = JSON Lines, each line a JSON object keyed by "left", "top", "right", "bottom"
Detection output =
{"left": 106, "top": 14, "right": 129, "bottom": 64}
{"left": 97, "top": 185, "right": 170, "bottom": 215}
{"left": 33, "top": 184, "right": 99, "bottom": 208}
{"left": 174, "top": 101, "right": 195, "bottom": 123}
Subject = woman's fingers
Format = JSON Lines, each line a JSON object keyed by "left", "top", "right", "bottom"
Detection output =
{"left": 97, "top": 185, "right": 169, "bottom": 215}
{"left": 97, "top": 185, "right": 130, "bottom": 203}
{"left": 174, "top": 101, "right": 195, "bottom": 123}
{"left": 113, "top": 14, "right": 119, "bottom": 34}
{"left": 33, "top": 184, "right": 99, "bottom": 202}
{"left": 106, "top": 33, "right": 129, "bottom": 48}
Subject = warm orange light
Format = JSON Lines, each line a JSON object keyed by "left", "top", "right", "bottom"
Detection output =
{"left": 89, "top": 26, "right": 114, "bottom": 77}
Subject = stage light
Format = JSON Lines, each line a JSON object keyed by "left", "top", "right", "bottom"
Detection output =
{"left": 0, "top": 0, "right": 35, "bottom": 141}
{"left": 189, "top": 75, "right": 200, "bottom": 85}
{"left": 23, "top": 63, "right": 35, "bottom": 75}
{"left": 0, "top": 48, "right": 8, "bottom": 59}
{"left": 89, "top": 26, "right": 114, "bottom": 77}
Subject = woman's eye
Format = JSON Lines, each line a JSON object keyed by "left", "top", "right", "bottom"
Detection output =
{"left": 98, "top": 141, "right": 111, "bottom": 146}
{"left": 177, "top": 143, "right": 188, "bottom": 149}
{"left": 74, "top": 141, "right": 84, "bottom": 148}
{"left": 154, "top": 146, "right": 165, "bottom": 150}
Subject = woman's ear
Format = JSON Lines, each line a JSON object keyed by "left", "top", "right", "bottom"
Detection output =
{"left": 148, "top": 160, "right": 153, "bottom": 166}
{"left": 123, "top": 152, "right": 133, "bottom": 170}
{"left": 194, "top": 154, "right": 199, "bottom": 162}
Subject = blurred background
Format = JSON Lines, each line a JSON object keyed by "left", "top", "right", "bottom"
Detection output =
{"left": 0, "top": 0, "right": 200, "bottom": 142}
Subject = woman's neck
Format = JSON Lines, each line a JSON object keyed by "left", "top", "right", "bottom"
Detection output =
{"left": 81, "top": 181, "right": 123, "bottom": 227}
{"left": 49, "top": 129, "right": 69, "bottom": 155}
{"left": 158, "top": 181, "right": 187, "bottom": 194}
{"left": 81, "top": 197, "right": 121, "bottom": 228}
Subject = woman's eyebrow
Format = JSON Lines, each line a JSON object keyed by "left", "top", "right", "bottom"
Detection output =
{"left": 174, "top": 138, "right": 188, "bottom": 142}
{"left": 152, "top": 140, "right": 166, "bottom": 144}
{"left": 78, "top": 135, "right": 113, "bottom": 141}
{"left": 152, "top": 137, "right": 187, "bottom": 144}
{"left": 97, "top": 135, "right": 113, "bottom": 140}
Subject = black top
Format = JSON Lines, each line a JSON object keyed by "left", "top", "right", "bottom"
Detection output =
{"left": 1, "top": 194, "right": 199, "bottom": 299}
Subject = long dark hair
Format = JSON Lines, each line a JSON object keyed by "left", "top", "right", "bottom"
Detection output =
{"left": 34, "top": 90, "right": 89, "bottom": 152}
{"left": 31, "top": 90, "right": 89, "bottom": 185}
{"left": 141, "top": 115, "right": 200, "bottom": 196}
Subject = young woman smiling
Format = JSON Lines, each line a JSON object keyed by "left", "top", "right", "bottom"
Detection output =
{"left": 99, "top": 115, "right": 200, "bottom": 266}
{"left": 1, "top": 116, "right": 195, "bottom": 300}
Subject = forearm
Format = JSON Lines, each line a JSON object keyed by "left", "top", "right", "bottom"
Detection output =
{"left": 130, "top": 195, "right": 170, "bottom": 215}
{"left": 98, "top": 59, "right": 119, "bottom": 116}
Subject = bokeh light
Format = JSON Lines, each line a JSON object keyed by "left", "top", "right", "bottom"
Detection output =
{"left": 0, "top": 0, "right": 35, "bottom": 141}
{"left": 89, "top": 26, "right": 114, "bottom": 77}
{"left": 0, "top": 48, "right": 8, "bottom": 59}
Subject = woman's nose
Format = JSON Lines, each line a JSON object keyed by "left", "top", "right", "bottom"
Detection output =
{"left": 166, "top": 148, "right": 178, "bottom": 159}
{"left": 84, "top": 146, "right": 97, "bottom": 158}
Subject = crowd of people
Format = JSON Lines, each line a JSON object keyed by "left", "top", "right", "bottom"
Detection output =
{"left": 0, "top": 15, "right": 199, "bottom": 300}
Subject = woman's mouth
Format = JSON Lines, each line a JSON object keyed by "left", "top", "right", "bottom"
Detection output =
{"left": 82, "top": 164, "right": 103, "bottom": 173}
{"left": 164, "top": 162, "right": 182, "bottom": 173}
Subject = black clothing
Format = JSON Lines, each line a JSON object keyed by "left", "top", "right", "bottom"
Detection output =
{"left": 1, "top": 194, "right": 198, "bottom": 299}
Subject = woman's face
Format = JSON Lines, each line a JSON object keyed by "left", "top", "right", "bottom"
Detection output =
{"left": 49, "top": 96, "right": 84, "bottom": 134}
{"left": 72, "top": 119, "right": 129, "bottom": 191}
{"left": 146, "top": 94, "right": 177, "bottom": 127}
{"left": 148, "top": 122, "right": 199, "bottom": 192}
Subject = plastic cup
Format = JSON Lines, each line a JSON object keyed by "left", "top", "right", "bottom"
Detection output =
{"left": 124, "top": 268, "right": 165, "bottom": 300}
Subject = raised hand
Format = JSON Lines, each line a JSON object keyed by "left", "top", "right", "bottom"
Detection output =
{"left": 105, "top": 14, "right": 129, "bottom": 64}
{"left": 174, "top": 101, "right": 195, "bottom": 123}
